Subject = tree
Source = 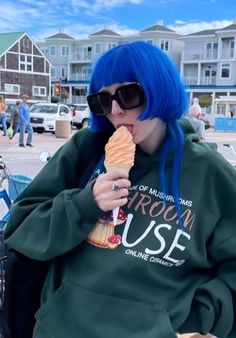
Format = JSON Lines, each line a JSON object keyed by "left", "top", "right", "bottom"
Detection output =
{"left": 198, "top": 94, "right": 212, "bottom": 107}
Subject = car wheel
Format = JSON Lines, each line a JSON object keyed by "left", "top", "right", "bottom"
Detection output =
{"left": 81, "top": 119, "right": 88, "bottom": 128}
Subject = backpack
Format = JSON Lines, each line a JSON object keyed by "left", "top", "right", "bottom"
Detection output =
{"left": 1, "top": 141, "right": 105, "bottom": 338}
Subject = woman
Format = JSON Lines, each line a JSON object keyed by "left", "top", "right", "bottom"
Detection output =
{"left": 9, "top": 100, "right": 21, "bottom": 138}
{"left": 0, "top": 96, "right": 7, "bottom": 136}
{"left": 4, "top": 42, "right": 236, "bottom": 338}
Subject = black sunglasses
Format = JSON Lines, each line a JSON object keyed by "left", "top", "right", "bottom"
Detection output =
{"left": 87, "top": 83, "right": 145, "bottom": 116}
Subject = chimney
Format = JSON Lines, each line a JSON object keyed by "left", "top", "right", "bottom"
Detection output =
{"left": 155, "top": 20, "right": 164, "bottom": 26}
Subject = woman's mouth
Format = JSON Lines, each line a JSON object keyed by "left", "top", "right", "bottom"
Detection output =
{"left": 117, "top": 124, "right": 134, "bottom": 134}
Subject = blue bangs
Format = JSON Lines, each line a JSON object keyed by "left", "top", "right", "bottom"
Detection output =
{"left": 89, "top": 46, "right": 138, "bottom": 94}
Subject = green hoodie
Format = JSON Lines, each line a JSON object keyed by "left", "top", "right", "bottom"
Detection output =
{"left": 4, "top": 122, "right": 236, "bottom": 338}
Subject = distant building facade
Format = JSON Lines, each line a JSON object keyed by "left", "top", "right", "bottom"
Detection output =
{"left": 0, "top": 32, "right": 51, "bottom": 103}
{"left": 37, "top": 22, "right": 184, "bottom": 105}
{"left": 181, "top": 22, "right": 236, "bottom": 116}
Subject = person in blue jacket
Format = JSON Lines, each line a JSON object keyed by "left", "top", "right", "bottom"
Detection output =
{"left": 18, "top": 94, "right": 33, "bottom": 147}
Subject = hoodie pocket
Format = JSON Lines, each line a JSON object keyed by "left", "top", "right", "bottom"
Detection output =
{"left": 35, "top": 281, "right": 177, "bottom": 338}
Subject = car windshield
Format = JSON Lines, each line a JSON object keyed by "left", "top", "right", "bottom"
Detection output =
{"left": 30, "top": 105, "right": 57, "bottom": 114}
{"left": 6, "top": 104, "right": 15, "bottom": 113}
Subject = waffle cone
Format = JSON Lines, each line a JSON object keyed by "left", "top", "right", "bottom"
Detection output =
{"left": 87, "top": 221, "right": 114, "bottom": 248}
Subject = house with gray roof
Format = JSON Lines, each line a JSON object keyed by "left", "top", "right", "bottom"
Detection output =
{"left": 0, "top": 32, "right": 51, "bottom": 102}
{"left": 37, "top": 21, "right": 184, "bottom": 105}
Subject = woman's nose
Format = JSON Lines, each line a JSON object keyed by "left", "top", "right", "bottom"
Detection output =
{"left": 110, "top": 99, "right": 125, "bottom": 115}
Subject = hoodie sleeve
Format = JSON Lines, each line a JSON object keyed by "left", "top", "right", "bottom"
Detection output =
{"left": 179, "top": 153, "right": 236, "bottom": 338}
{"left": 4, "top": 130, "right": 105, "bottom": 261}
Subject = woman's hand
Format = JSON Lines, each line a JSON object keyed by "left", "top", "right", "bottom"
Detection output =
{"left": 92, "top": 169, "right": 131, "bottom": 212}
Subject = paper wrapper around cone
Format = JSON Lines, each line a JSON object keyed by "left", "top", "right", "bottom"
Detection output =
{"left": 105, "top": 165, "right": 131, "bottom": 176}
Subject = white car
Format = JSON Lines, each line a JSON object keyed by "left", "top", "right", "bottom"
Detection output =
{"left": 70, "top": 104, "right": 90, "bottom": 129}
{"left": 30, "top": 103, "right": 73, "bottom": 133}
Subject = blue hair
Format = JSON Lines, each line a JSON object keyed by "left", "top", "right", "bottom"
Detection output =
{"left": 88, "top": 41, "right": 188, "bottom": 228}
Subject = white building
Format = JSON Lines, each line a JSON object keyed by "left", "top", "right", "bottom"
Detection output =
{"left": 181, "top": 22, "right": 236, "bottom": 117}
{"left": 37, "top": 22, "right": 184, "bottom": 105}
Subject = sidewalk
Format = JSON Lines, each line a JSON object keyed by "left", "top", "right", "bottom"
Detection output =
{"left": 205, "top": 128, "right": 236, "bottom": 140}
{"left": 0, "top": 131, "right": 73, "bottom": 159}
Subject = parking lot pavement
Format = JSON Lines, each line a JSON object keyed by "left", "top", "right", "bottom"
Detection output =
{"left": 0, "top": 130, "right": 75, "bottom": 160}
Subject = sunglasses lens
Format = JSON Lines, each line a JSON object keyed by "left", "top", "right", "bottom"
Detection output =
{"left": 117, "top": 84, "right": 144, "bottom": 109}
{"left": 87, "top": 83, "right": 145, "bottom": 116}
{"left": 87, "top": 93, "right": 111, "bottom": 116}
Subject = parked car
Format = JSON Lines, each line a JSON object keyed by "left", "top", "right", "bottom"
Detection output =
{"left": 6, "top": 102, "right": 16, "bottom": 127}
{"left": 70, "top": 104, "right": 90, "bottom": 129}
{"left": 30, "top": 103, "right": 72, "bottom": 133}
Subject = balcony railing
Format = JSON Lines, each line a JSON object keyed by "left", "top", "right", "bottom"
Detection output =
{"left": 183, "top": 77, "right": 198, "bottom": 85}
{"left": 68, "top": 51, "right": 92, "bottom": 62}
{"left": 183, "top": 76, "right": 216, "bottom": 86}
{"left": 182, "top": 49, "right": 217, "bottom": 61}
{"left": 71, "top": 95, "right": 87, "bottom": 104}
{"left": 69, "top": 73, "right": 90, "bottom": 82}
{"left": 220, "top": 47, "right": 234, "bottom": 59}
{"left": 182, "top": 47, "right": 234, "bottom": 62}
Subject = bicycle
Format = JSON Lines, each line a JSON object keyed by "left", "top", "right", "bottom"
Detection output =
{"left": 0, "top": 156, "right": 32, "bottom": 305}
{"left": 0, "top": 157, "right": 11, "bottom": 308}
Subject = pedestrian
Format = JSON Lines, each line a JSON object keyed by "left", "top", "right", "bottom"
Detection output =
{"left": 186, "top": 104, "right": 205, "bottom": 141}
{"left": 18, "top": 94, "right": 33, "bottom": 147}
{"left": 0, "top": 96, "right": 7, "bottom": 136}
{"left": 4, "top": 41, "right": 236, "bottom": 338}
{"left": 9, "top": 100, "right": 21, "bottom": 139}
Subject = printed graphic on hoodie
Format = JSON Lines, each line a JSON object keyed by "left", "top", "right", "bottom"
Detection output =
{"left": 87, "top": 183, "right": 194, "bottom": 267}
{"left": 87, "top": 208, "right": 127, "bottom": 249}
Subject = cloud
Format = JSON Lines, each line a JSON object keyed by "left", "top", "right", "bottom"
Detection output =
{"left": 168, "top": 19, "right": 233, "bottom": 35}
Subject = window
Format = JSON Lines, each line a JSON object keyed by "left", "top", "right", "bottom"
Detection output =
{"left": 160, "top": 39, "right": 169, "bottom": 51}
{"left": 51, "top": 67, "right": 56, "bottom": 77}
{"left": 61, "top": 46, "right": 69, "bottom": 56}
{"left": 95, "top": 43, "right": 101, "bottom": 54}
{"left": 206, "top": 42, "right": 218, "bottom": 58}
{"left": 33, "top": 86, "right": 46, "bottom": 96}
{"left": 23, "top": 38, "right": 30, "bottom": 48}
{"left": 4, "top": 84, "right": 20, "bottom": 94}
{"left": 146, "top": 40, "right": 154, "bottom": 45}
{"left": 107, "top": 43, "right": 116, "bottom": 50}
{"left": 221, "top": 63, "right": 230, "bottom": 78}
{"left": 19, "top": 54, "right": 32, "bottom": 71}
{"left": 61, "top": 67, "right": 66, "bottom": 78}
{"left": 50, "top": 46, "right": 56, "bottom": 56}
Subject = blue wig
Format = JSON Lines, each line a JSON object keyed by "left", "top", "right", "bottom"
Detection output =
{"left": 88, "top": 41, "right": 188, "bottom": 227}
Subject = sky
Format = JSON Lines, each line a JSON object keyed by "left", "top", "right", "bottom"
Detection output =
{"left": 0, "top": 0, "right": 235, "bottom": 42}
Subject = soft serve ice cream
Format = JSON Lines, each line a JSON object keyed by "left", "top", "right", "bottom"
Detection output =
{"left": 104, "top": 126, "right": 136, "bottom": 174}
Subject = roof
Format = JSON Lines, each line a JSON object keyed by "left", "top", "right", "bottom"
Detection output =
{"left": 185, "top": 29, "right": 216, "bottom": 37}
{"left": 141, "top": 24, "right": 175, "bottom": 33}
{"left": 90, "top": 29, "right": 121, "bottom": 37}
{"left": 0, "top": 32, "right": 25, "bottom": 55}
{"left": 218, "top": 24, "right": 236, "bottom": 31}
{"left": 185, "top": 23, "right": 236, "bottom": 37}
{"left": 46, "top": 32, "right": 75, "bottom": 40}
